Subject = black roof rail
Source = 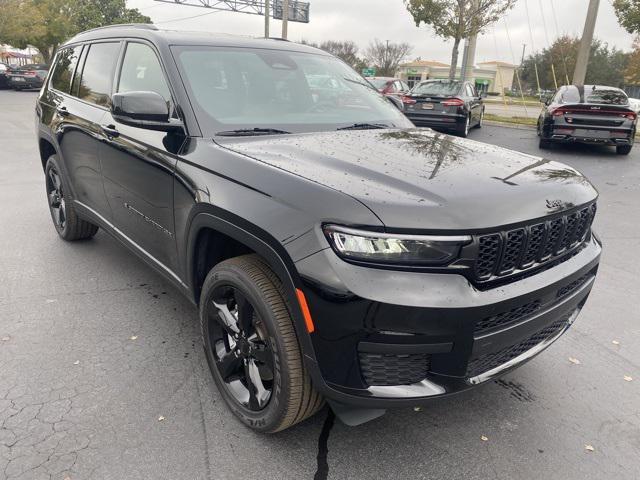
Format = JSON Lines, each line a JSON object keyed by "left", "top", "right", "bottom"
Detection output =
{"left": 266, "top": 37, "right": 290, "bottom": 42}
{"left": 78, "top": 23, "right": 159, "bottom": 35}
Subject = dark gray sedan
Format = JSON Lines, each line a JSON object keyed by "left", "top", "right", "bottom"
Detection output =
{"left": 402, "top": 80, "right": 484, "bottom": 137}
{"left": 7, "top": 64, "right": 49, "bottom": 90}
{"left": 537, "top": 85, "right": 636, "bottom": 155}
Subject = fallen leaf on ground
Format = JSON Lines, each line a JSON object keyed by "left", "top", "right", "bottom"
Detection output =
{"left": 568, "top": 357, "right": 581, "bottom": 365}
{"left": 73, "top": 360, "right": 80, "bottom": 365}
{"left": 624, "top": 375, "right": 633, "bottom": 382}
{"left": 413, "top": 406, "right": 421, "bottom": 412}
{"left": 46, "top": 299, "right": 57, "bottom": 303}
{"left": 585, "top": 444, "right": 595, "bottom": 452}
{"left": 480, "top": 435, "right": 488, "bottom": 441}
{"left": 130, "top": 335, "right": 138, "bottom": 340}
{"left": 1, "top": 336, "right": 10, "bottom": 342}
{"left": 612, "top": 340, "right": 620, "bottom": 345}
{"left": 158, "top": 415, "right": 165, "bottom": 421}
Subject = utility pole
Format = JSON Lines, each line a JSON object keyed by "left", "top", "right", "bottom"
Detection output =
{"left": 281, "top": 0, "right": 289, "bottom": 39}
{"left": 573, "top": 0, "right": 599, "bottom": 86}
{"left": 520, "top": 43, "right": 526, "bottom": 65}
{"left": 264, "top": 0, "right": 270, "bottom": 38}
{"left": 461, "top": 0, "right": 479, "bottom": 82}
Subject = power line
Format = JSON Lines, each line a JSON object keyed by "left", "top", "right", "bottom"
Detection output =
{"left": 154, "top": 9, "right": 223, "bottom": 23}
{"left": 549, "top": 0, "right": 570, "bottom": 84}
{"left": 503, "top": 17, "right": 529, "bottom": 116}
{"left": 538, "top": 0, "right": 558, "bottom": 89}
{"left": 524, "top": 0, "right": 541, "bottom": 93}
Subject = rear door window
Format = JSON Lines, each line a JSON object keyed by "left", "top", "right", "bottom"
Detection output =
{"left": 50, "top": 46, "right": 83, "bottom": 94}
{"left": 77, "top": 42, "right": 120, "bottom": 107}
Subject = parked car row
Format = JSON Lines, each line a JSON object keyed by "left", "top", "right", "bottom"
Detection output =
{"left": 375, "top": 77, "right": 637, "bottom": 154}
{"left": 0, "top": 63, "right": 49, "bottom": 90}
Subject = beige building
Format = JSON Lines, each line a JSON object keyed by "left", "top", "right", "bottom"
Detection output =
{"left": 395, "top": 59, "right": 516, "bottom": 94}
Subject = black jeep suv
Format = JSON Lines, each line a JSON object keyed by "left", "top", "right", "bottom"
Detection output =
{"left": 36, "top": 24, "right": 601, "bottom": 432}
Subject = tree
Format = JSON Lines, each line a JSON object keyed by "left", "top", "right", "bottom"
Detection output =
{"left": 520, "top": 35, "right": 629, "bottom": 90}
{"left": 613, "top": 0, "right": 640, "bottom": 34}
{"left": 363, "top": 39, "right": 413, "bottom": 77}
{"left": 0, "top": 0, "right": 150, "bottom": 63}
{"left": 300, "top": 39, "right": 366, "bottom": 70}
{"left": 404, "top": 0, "right": 516, "bottom": 80}
{"left": 625, "top": 38, "right": 640, "bottom": 85}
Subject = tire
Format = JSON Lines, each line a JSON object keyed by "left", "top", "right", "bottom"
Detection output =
{"left": 616, "top": 144, "right": 632, "bottom": 155}
{"left": 44, "top": 155, "right": 99, "bottom": 241}
{"left": 474, "top": 108, "right": 484, "bottom": 129}
{"left": 456, "top": 114, "right": 470, "bottom": 138}
{"left": 199, "top": 254, "right": 324, "bottom": 433}
{"left": 539, "top": 137, "right": 551, "bottom": 149}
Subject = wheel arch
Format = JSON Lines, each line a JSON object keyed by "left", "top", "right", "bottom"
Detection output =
{"left": 185, "top": 206, "right": 318, "bottom": 363}
{"left": 39, "top": 137, "right": 57, "bottom": 171}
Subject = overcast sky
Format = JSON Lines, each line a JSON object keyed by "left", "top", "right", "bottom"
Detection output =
{"left": 128, "top": 0, "right": 636, "bottom": 66}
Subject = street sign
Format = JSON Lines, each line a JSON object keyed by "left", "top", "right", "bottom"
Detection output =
{"left": 362, "top": 68, "right": 376, "bottom": 77}
{"left": 273, "top": 0, "right": 310, "bottom": 23}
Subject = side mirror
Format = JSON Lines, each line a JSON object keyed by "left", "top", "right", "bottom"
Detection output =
{"left": 540, "top": 94, "right": 551, "bottom": 105}
{"left": 386, "top": 94, "right": 404, "bottom": 111}
{"left": 112, "top": 91, "right": 183, "bottom": 132}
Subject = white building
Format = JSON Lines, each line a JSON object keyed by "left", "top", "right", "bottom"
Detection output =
{"left": 395, "top": 59, "right": 516, "bottom": 94}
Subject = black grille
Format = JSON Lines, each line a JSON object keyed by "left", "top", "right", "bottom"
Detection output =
{"left": 474, "top": 204, "right": 596, "bottom": 282}
{"left": 557, "top": 273, "right": 593, "bottom": 300}
{"left": 359, "top": 352, "right": 430, "bottom": 386}
{"left": 467, "top": 316, "right": 571, "bottom": 378}
{"left": 475, "top": 300, "right": 542, "bottom": 335}
{"left": 476, "top": 234, "right": 501, "bottom": 279}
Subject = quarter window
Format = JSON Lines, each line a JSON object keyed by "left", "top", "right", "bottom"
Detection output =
{"left": 50, "top": 46, "right": 82, "bottom": 94}
{"left": 77, "top": 42, "right": 120, "bottom": 107}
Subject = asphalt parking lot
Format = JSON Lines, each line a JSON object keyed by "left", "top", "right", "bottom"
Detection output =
{"left": 1, "top": 89, "right": 639, "bottom": 480}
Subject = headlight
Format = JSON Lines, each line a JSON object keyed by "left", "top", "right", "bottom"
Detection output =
{"left": 323, "top": 225, "right": 471, "bottom": 266}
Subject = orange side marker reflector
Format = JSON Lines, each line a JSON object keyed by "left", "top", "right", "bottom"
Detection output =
{"left": 296, "top": 288, "right": 315, "bottom": 333}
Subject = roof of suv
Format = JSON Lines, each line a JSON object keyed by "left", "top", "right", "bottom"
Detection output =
{"left": 63, "top": 23, "right": 325, "bottom": 55}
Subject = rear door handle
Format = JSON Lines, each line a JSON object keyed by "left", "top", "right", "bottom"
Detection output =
{"left": 101, "top": 124, "right": 119, "bottom": 138}
{"left": 56, "top": 106, "right": 69, "bottom": 116}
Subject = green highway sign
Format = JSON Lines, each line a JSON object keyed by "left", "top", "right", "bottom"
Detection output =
{"left": 362, "top": 68, "right": 376, "bottom": 77}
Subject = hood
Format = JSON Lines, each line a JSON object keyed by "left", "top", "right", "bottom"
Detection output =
{"left": 216, "top": 128, "right": 598, "bottom": 231}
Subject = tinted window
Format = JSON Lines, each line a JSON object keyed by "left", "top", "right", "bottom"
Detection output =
{"left": 78, "top": 42, "right": 120, "bottom": 107}
{"left": 50, "top": 46, "right": 82, "bottom": 93}
{"left": 412, "top": 81, "right": 461, "bottom": 96}
{"left": 117, "top": 43, "right": 171, "bottom": 101}
{"left": 586, "top": 88, "right": 628, "bottom": 105}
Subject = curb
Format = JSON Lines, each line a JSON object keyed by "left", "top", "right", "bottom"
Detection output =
{"left": 484, "top": 120, "right": 536, "bottom": 131}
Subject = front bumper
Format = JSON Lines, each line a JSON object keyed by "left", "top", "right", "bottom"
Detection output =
{"left": 295, "top": 235, "right": 601, "bottom": 408}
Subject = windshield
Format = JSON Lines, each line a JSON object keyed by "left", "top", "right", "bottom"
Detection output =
{"left": 171, "top": 46, "right": 411, "bottom": 135}
{"left": 411, "top": 81, "right": 461, "bottom": 96}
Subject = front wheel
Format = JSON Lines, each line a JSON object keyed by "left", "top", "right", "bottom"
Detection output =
{"left": 474, "top": 108, "right": 484, "bottom": 129}
{"left": 199, "top": 254, "right": 324, "bottom": 432}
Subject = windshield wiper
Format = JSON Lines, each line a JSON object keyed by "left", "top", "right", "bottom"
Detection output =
{"left": 342, "top": 77, "right": 378, "bottom": 92}
{"left": 216, "top": 128, "right": 291, "bottom": 137}
{"left": 337, "top": 123, "right": 391, "bottom": 131}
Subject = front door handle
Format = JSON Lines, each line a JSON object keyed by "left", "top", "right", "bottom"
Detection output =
{"left": 101, "top": 124, "right": 119, "bottom": 138}
{"left": 56, "top": 105, "right": 69, "bottom": 116}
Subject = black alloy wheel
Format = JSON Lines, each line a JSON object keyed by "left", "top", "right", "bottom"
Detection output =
{"left": 46, "top": 166, "right": 66, "bottom": 231}
{"left": 199, "top": 255, "right": 324, "bottom": 432}
{"left": 44, "top": 155, "right": 99, "bottom": 240}
{"left": 207, "top": 284, "right": 275, "bottom": 411}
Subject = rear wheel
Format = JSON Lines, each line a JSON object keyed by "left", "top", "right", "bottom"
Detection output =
{"left": 45, "top": 155, "right": 98, "bottom": 241}
{"left": 616, "top": 144, "right": 632, "bottom": 155}
{"left": 456, "top": 114, "right": 470, "bottom": 138}
{"left": 200, "top": 254, "right": 323, "bottom": 432}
